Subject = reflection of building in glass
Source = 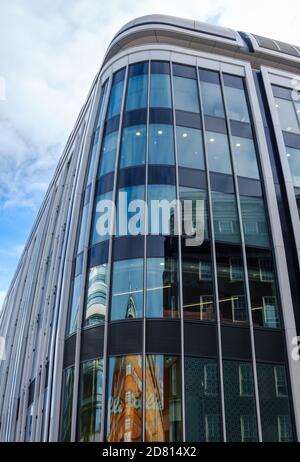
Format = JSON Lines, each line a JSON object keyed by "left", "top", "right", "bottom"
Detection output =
{"left": 1, "top": 15, "right": 300, "bottom": 442}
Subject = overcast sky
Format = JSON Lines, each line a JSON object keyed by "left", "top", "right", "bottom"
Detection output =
{"left": 0, "top": 0, "right": 300, "bottom": 309}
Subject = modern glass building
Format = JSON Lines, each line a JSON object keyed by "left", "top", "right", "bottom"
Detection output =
{"left": 1, "top": 14, "right": 300, "bottom": 442}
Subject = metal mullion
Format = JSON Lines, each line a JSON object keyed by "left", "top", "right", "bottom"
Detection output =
{"left": 219, "top": 71, "right": 263, "bottom": 442}
{"left": 101, "top": 64, "right": 129, "bottom": 442}
{"left": 196, "top": 67, "right": 227, "bottom": 442}
{"left": 170, "top": 60, "right": 186, "bottom": 442}
{"left": 142, "top": 60, "right": 150, "bottom": 443}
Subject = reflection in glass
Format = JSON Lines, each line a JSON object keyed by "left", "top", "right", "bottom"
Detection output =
{"left": 147, "top": 185, "right": 177, "bottom": 235}
{"left": 120, "top": 125, "right": 146, "bottom": 168}
{"left": 257, "top": 363, "right": 293, "bottom": 441}
{"left": 206, "top": 132, "right": 232, "bottom": 175}
{"left": 145, "top": 355, "right": 182, "bottom": 442}
{"left": 173, "top": 75, "right": 200, "bottom": 113}
{"left": 246, "top": 247, "right": 280, "bottom": 328}
{"left": 232, "top": 137, "right": 260, "bottom": 179}
{"left": 106, "top": 69, "right": 125, "bottom": 120}
{"left": 240, "top": 196, "right": 270, "bottom": 248}
{"left": 84, "top": 264, "right": 107, "bottom": 326}
{"left": 150, "top": 66, "right": 171, "bottom": 108}
{"left": 78, "top": 359, "right": 103, "bottom": 442}
{"left": 98, "top": 130, "right": 118, "bottom": 177}
{"left": 106, "top": 355, "right": 142, "bottom": 442}
{"left": 146, "top": 257, "right": 179, "bottom": 318}
{"left": 116, "top": 185, "right": 145, "bottom": 237}
{"left": 148, "top": 125, "right": 175, "bottom": 165}
{"left": 223, "top": 361, "right": 258, "bottom": 442}
{"left": 125, "top": 63, "right": 148, "bottom": 111}
{"left": 185, "top": 357, "right": 221, "bottom": 441}
{"left": 286, "top": 146, "right": 300, "bottom": 187}
{"left": 274, "top": 97, "right": 300, "bottom": 134}
{"left": 110, "top": 259, "right": 144, "bottom": 320}
{"left": 224, "top": 85, "right": 250, "bottom": 123}
{"left": 199, "top": 71, "right": 225, "bottom": 118}
{"left": 91, "top": 190, "right": 113, "bottom": 246}
{"left": 211, "top": 192, "right": 240, "bottom": 244}
{"left": 67, "top": 274, "right": 81, "bottom": 335}
{"left": 176, "top": 126, "right": 205, "bottom": 170}
{"left": 77, "top": 202, "right": 89, "bottom": 254}
{"left": 60, "top": 367, "right": 74, "bottom": 442}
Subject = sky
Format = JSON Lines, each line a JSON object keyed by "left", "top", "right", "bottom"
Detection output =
{"left": 0, "top": 0, "right": 300, "bottom": 310}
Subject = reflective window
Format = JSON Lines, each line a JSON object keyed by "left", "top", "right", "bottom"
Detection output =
{"left": 106, "top": 355, "right": 142, "bottom": 442}
{"left": 77, "top": 202, "right": 89, "bottom": 254}
{"left": 274, "top": 97, "right": 300, "bottom": 134}
{"left": 246, "top": 247, "right": 280, "bottom": 328}
{"left": 296, "top": 102, "right": 300, "bottom": 124}
{"left": 106, "top": 69, "right": 125, "bottom": 120}
{"left": 223, "top": 361, "right": 258, "bottom": 442}
{"left": 110, "top": 259, "right": 144, "bottom": 320}
{"left": 125, "top": 63, "right": 148, "bottom": 111}
{"left": 116, "top": 185, "right": 145, "bottom": 237}
{"left": 150, "top": 62, "right": 171, "bottom": 108}
{"left": 148, "top": 125, "right": 175, "bottom": 165}
{"left": 173, "top": 75, "right": 200, "bottom": 113}
{"left": 78, "top": 359, "right": 103, "bottom": 442}
{"left": 232, "top": 137, "right": 260, "bottom": 179}
{"left": 120, "top": 125, "right": 146, "bottom": 168}
{"left": 147, "top": 185, "right": 177, "bottom": 235}
{"left": 146, "top": 257, "right": 179, "bottom": 318}
{"left": 286, "top": 146, "right": 300, "bottom": 187}
{"left": 206, "top": 132, "right": 232, "bottom": 175}
{"left": 176, "top": 126, "right": 205, "bottom": 170}
{"left": 211, "top": 192, "right": 241, "bottom": 244}
{"left": 185, "top": 357, "right": 221, "bottom": 441}
{"left": 60, "top": 367, "right": 74, "bottom": 442}
{"left": 67, "top": 274, "right": 81, "bottom": 335}
{"left": 257, "top": 364, "right": 294, "bottom": 441}
{"left": 98, "top": 130, "right": 118, "bottom": 177}
{"left": 240, "top": 196, "right": 270, "bottom": 248}
{"left": 84, "top": 264, "right": 108, "bottom": 327}
{"left": 91, "top": 190, "right": 113, "bottom": 246}
{"left": 145, "top": 355, "right": 182, "bottom": 442}
{"left": 224, "top": 85, "right": 250, "bottom": 123}
{"left": 180, "top": 187, "right": 209, "bottom": 241}
{"left": 199, "top": 70, "right": 225, "bottom": 118}
{"left": 95, "top": 80, "right": 109, "bottom": 132}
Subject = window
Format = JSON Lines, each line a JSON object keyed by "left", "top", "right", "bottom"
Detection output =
{"left": 232, "top": 296, "right": 247, "bottom": 322}
{"left": 119, "top": 125, "right": 146, "bottom": 168}
{"left": 60, "top": 367, "right": 74, "bottom": 442}
{"left": 218, "top": 221, "right": 234, "bottom": 234}
{"left": 212, "top": 192, "right": 240, "bottom": 244}
{"left": 240, "top": 196, "right": 270, "bottom": 248}
{"left": 67, "top": 274, "right": 81, "bottom": 335}
{"left": 274, "top": 366, "right": 288, "bottom": 397}
{"left": 110, "top": 259, "right": 144, "bottom": 320}
{"left": 176, "top": 126, "right": 205, "bottom": 170}
{"left": 98, "top": 130, "right": 118, "bottom": 177}
{"left": 199, "top": 70, "right": 225, "bottom": 118}
{"left": 173, "top": 75, "right": 200, "bottom": 114}
{"left": 224, "top": 85, "right": 250, "bottom": 123}
{"left": 77, "top": 202, "right": 89, "bottom": 254}
{"left": 106, "top": 69, "right": 125, "bottom": 119}
{"left": 286, "top": 146, "right": 300, "bottom": 187}
{"left": 199, "top": 261, "right": 211, "bottom": 281}
{"left": 84, "top": 264, "right": 108, "bottom": 327}
{"left": 274, "top": 97, "right": 300, "bottom": 134}
{"left": 240, "top": 415, "right": 257, "bottom": 442}
{"left": 263, "top": 296, "right": 279, "bottom": 328}
{"left": 147, "top": 184, "right": 177, "bottom": 236}
{"left": 146, "top": 257, "right": 179, "bottom": 318}
{"left": 106, "top": 356, "right": 142, "bottom": 442}
{"left": 116, "top": 185, "right": 145, "bottom": 237}
{"left": 180, "top": 187, "right": 209, "bottom": 240}
{"left": 239, "top": 363, "right": 254, "bottom": 397}
{"left": 148, "top": 125, "right": 175, "bottom": 165}
{"left": 232, "top": 137, "right": 260, "bottom": 179}
{"left": 206, "top": 131, "right": 232, "bottom": 175}
{"left": 150, "top": 62, "right": 171, "bottom": 108}
{"left": 230, "top": 257, "right": 243, "bottom": 281}
{"left": 185, "top": 357, "right": 221, "bottom": 442}
{"left": 125, "top": 63, "right": 148, "bottom": 111}
{"left": 259, "top": 258, "right": 274, "bottom": 282}
{"left": 145, "top": 355, "right": 182, "bottom": 442}
{"left": 278, "top": 415, "right": 293, "bottom": 442}
{"left": 78, "top": 359, "right": 103, "bottom": 442}
{"left": 91, "top": 190, "right": 113, "bottom": 246}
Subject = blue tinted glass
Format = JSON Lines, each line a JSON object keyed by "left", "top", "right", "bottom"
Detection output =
{"left": 148, "top": 124, "right": 175, "bottom": 165}
{"left": 91, "top": 190, "right": 113, "bottom": 245}
{"left": 179, "top": 187, "right": 209, "bottom": 240}
{"left": 125, "top": 74, "right": 148, "bottom": 111}
{"left": 275, "top": 97, "right": 300, "bottom": 133}
{"left": 106, "top": 73, "right": 125, "bottom": 119}
{"left": 176, "top": 126, "right": 204, "bottom": 169}
{"left": 211, "top": 192, "right": 241, "bottom": 244}
{"left": 77, "top": 203, "right": 89, "bottom": 254}
{"left": 240, "top": 196, "right": 270, "bottom": 248}
{"left": 110, "top": 259, "right": 144, "bottom": 320}
{"left": 232, "top": 137, "right": 260, "bottom": 179}
{"left": 147, "top": 184, "right": 177, "bottom": 235}
{"left": 286, "top": 146, "right": 300, "bottom": 187}
{"left": 150, "top": 74, "right": 172, "bottom": 108}
{"left": 120, "top": 125, "right": 146, "bottom": 168}
{"left": 116, "top": 185, "right": 145, "bottom": 237}
{"left": 173, "top": 76, "right": 200, "bottom": 113}
{"left": 224, "top": 85, "right": 250, "bottom": 123}
{"left": 67, "top": 274, "right": 81, "bottom": 335}
{"left": 99, "top": 131, "right": 118, "bottom": 176}
{"left": 206, "top": 132, "right": 232, "bottom": 175}
{"left": 95, "top": 80, "right": 109, "bottom": 131}
{"left": 200, "top": 80, "right": 225, "bottom": 118}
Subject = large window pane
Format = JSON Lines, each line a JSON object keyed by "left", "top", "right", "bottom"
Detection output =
{"left": 173, "top": 75, "right": 200, "bottom": 113}
{"left": 106, "top": 355, "right": 142, "bottom": 442}
{"left": 116, "top": 185, "right": 145, "bottom": 237}
{"left": 224, "top": 85, "right": 250, "bottom": 123}
{"left": 232, "top": 137, "right": 260, "bottom": 179}
{"left": 120, "top": 125, "right": 146, "bottom": 168}
{"left": 257, "top": 363, "right": 294, "bottom": 441}
{"left": 78, "top": 359, "right": 103, "bottom": 442}
{"left": 146, "top": 257, "right": 179, "bottom": 318}
{"left": 84, "top": 264, "right": 108, "bottom": 327}
{"left": 106, "top": 69, "right": 125, "bottom": 119}
{"left": 150, "top": 66, "right": 171, "bottom": 108}
{"left": 67, "top": 274, "right": 81, "bottom": 335}
{"left": 206, "top": 132, "right": 232, "bottom": 175}
{"left": 77, "top": 202, "right": 89, "bottom": 254}
{"left": 246, "top": 247, "right": 280, "bottom": 328}
{"left": 60, "top": 367, "right": 74, "bottom": 442}
{"left": 98, "top": 130, "right": 118, "bottom": 177}
{"left": 125, "top": 63, "right": 148, "bottom": 111}
{"left": 286, "top": 146, "right": 300, "bottom": 187}
{"left": 185, "top": 357, "right": 221, "bottom": 441}
{"left": 110, "top": 259, "right": 144, "bottom": 320}
{"left": 147, "top": 185, "right": 177, "bottom": 236}
{"left": 211, "top": 191, "right": 241, "bottom": 244}
{"left": 274, "top": 97, "right": 300, "bottom": 134}
{"left": 199, "top": 70, "right": 225, "bottom": 118}
{"left": 180, "top": 187, "right": 209, "bottom": 240}
{"left": 148, "top": 124, "right": 175, "bottom": 165}
{"left": 176, "top": 126, "right": 204, "bottom": 170}
{"left": 91, "top": 190, "right": 113, "bottom": 246}
{"left": 240, "top": 196, "right": 270, "bottom": 248}
{"left": 145, "top": 355, "right": 182, "bottom": 442}
{"left": 223, "top": 361, "right": 258, "bottom": 442}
